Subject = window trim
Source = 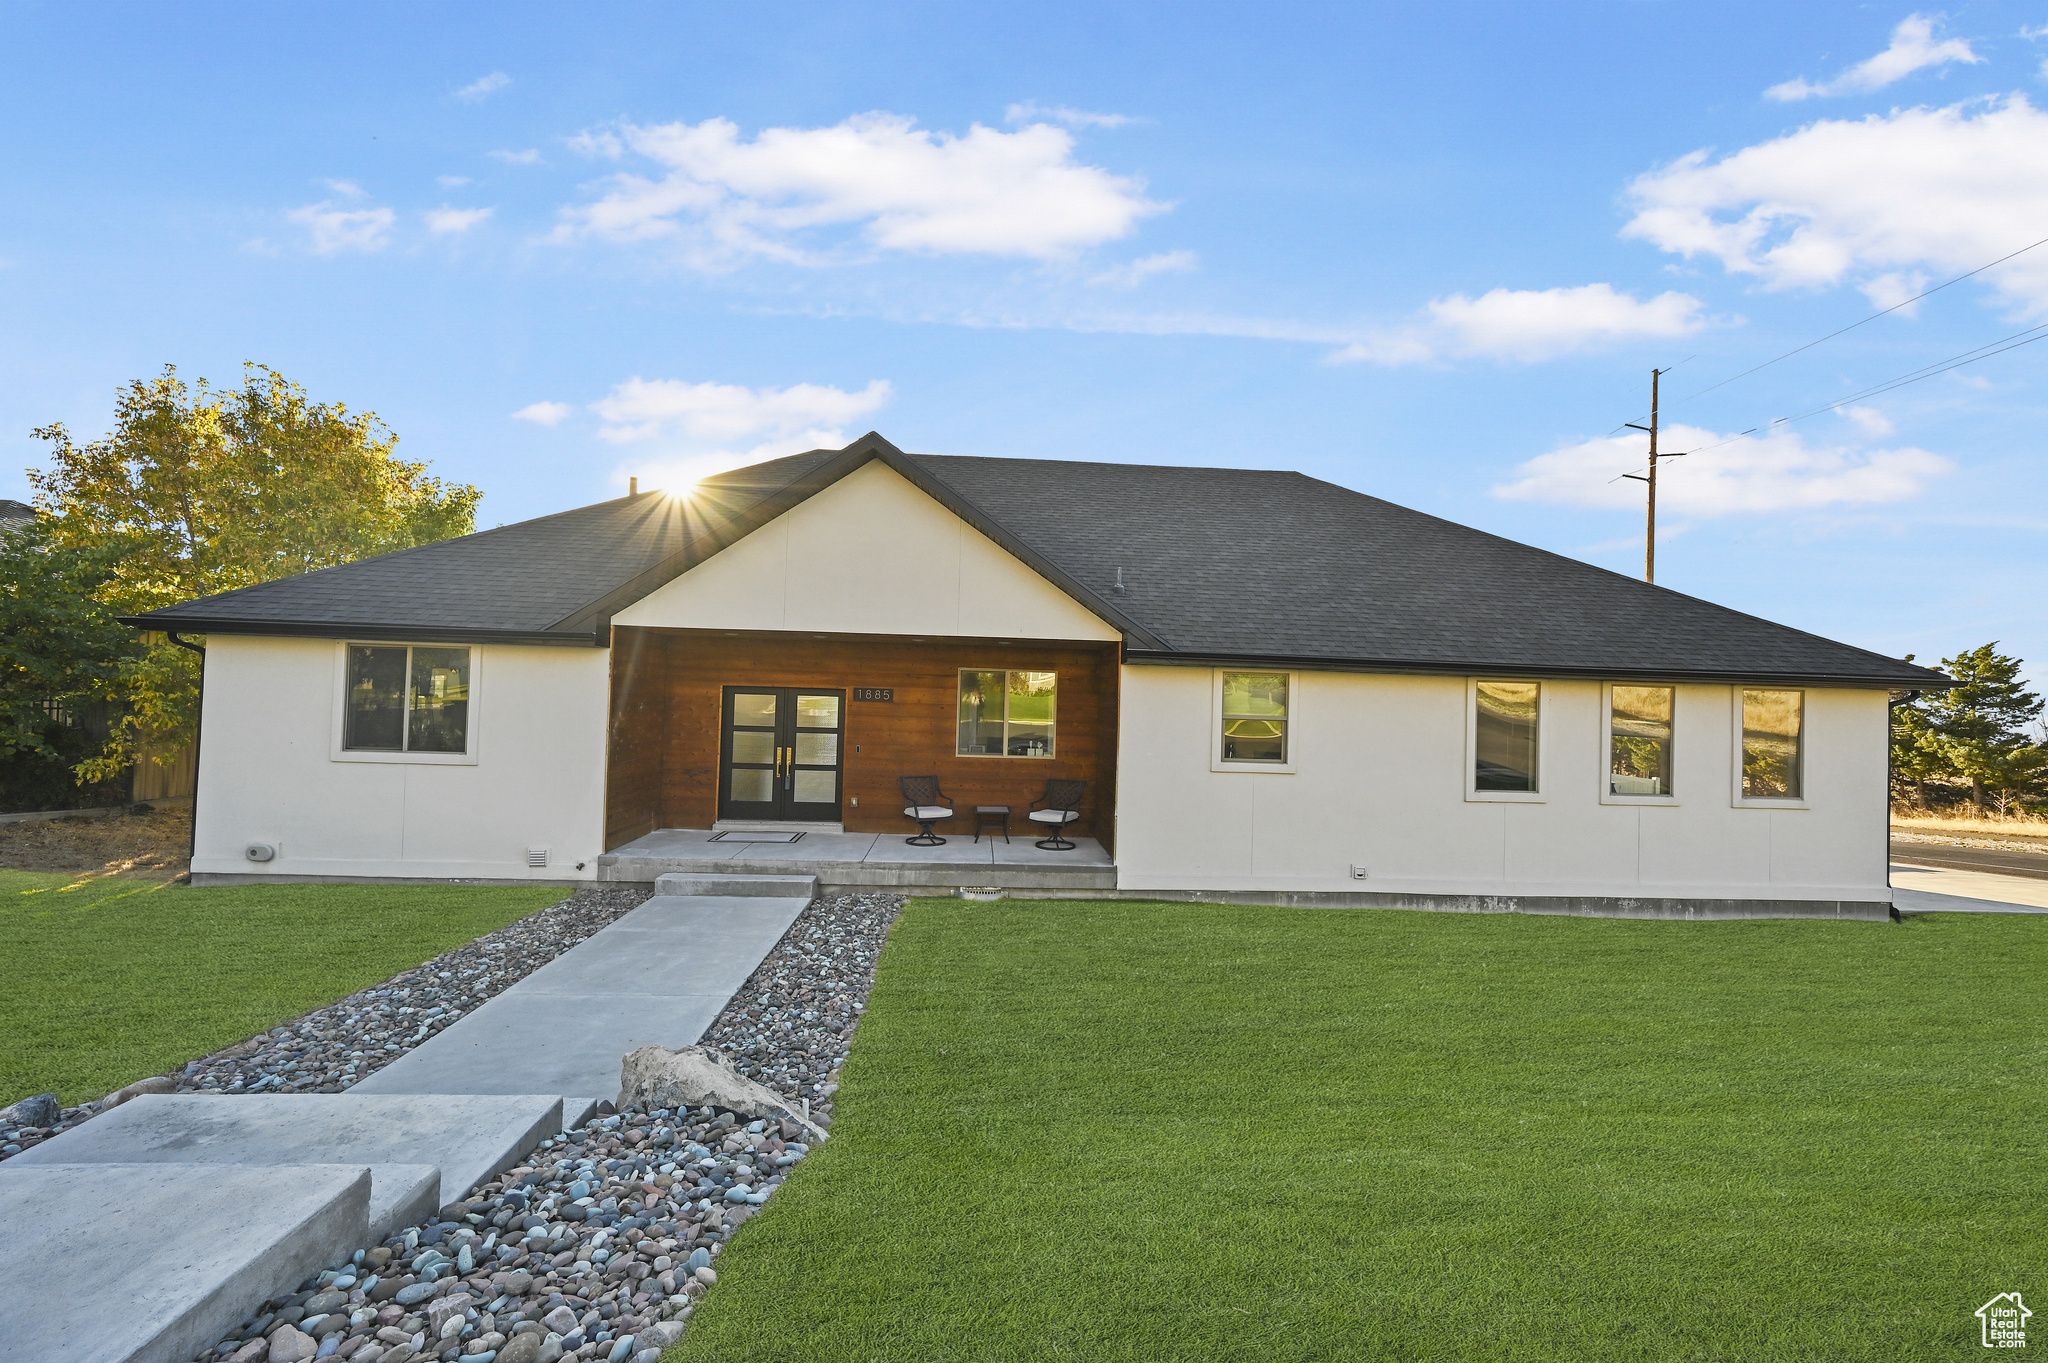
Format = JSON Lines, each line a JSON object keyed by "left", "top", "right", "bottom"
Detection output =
{"left": 330, "top": 641, "right": 481, "bottom": 765}
{"left": 953, "top": 667, "right": 1058, "bottom": 759}
{"left": 1730, "top": 685, "right": 1810, "bottom": 810}
{"left": 1465, "top": 677, "right": 1545, "bottom": 803}
{"left": 1599, "top": 680, "right": 1680, "bottom": 806}
{"left": 1211, "top": 669, "right": 1298, "bottom": 774}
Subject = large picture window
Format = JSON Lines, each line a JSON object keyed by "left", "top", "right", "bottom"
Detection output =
{"left": 1609, "top": 685, "right": 1674, "bottom": 796}
{"left": 1740, "top": 688, "right": 1804, "bottom": 800}
{"left": 345, "top": 645, "right": 471, "bottom": 753}
{"left": 957, "top": 669, "right": 1056, "bottom": 757}
{"left": 1473, "top": 681, "right": 1539, "bottom": 792}
{"left": 1221, "top": 672, "right": 1289, "bottom": 762}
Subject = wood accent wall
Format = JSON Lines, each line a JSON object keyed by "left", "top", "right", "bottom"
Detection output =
{"left": 604, "top": 626, "right": 672, "bottom": 850}
{"left": 604, "top": 628, "right": 1120, "bottom": 852}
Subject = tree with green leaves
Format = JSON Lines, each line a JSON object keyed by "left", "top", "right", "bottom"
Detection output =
{"left": 1921, "top": 643, "right": 2046, "bottom": 812}
{"left": 1888, "top": 688, "right": 1947, "bottom": 810}
{"left": 0, "top": 518, "right": 145, "bottom": 808}
{"left": 28, "top": 364, "right": 481, "bottom": 783}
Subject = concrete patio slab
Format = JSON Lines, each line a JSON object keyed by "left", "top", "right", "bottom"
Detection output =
{"left": 7, "top": 1092, "right": 559, "bottom": 1235}
{"left": 0, "top": 1161, "right": 370, "bottom": 1363}
{"left": 355, "top": 895, "right": 809, "bottom": 1111}
{"left": 599, "top": 826, "right": 1114, "bottom": 890}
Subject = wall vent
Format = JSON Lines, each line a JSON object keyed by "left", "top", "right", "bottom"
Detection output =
{"left": 526, "top": 848, "right": 550, "bottom": 868}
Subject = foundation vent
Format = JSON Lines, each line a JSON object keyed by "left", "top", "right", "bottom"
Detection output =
{"left": 526, "top": 847, "right": 550, "bottom": 868}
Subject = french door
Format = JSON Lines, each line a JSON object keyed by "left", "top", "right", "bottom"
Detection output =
{"left": 719, "top": 687, "right": 845, "bottom": 822}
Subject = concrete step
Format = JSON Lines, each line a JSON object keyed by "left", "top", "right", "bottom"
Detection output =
{"left": 6, "top": 1092, "right": 560, "bottom": 1238}
{"left": 655, "top": 871, "right": 820, "bottom": 898}
{"left": 0, "top": 1161, "right": 371, "bottom": 1363}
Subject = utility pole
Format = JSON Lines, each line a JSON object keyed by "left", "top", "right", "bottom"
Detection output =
{"left": 1622, "top": 368, "right": 1683, "bottom": 584}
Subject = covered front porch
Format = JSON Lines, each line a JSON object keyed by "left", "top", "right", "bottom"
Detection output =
{"left": 597, "top": 825, "right": 1116, "bottom": 892}
{"left": 602, "top": 626, "right": 1122, "bottom": 868}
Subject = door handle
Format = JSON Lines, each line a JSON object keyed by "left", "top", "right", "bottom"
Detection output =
{"left": 776, "top": 747, "right": 787, "bottom": 777}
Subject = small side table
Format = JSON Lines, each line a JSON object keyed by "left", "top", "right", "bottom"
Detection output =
{"left": 973, "top": 805, "right": 1011, "bottom": 843}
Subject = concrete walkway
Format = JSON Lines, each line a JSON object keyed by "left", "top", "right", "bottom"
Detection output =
{"left": 1892, "top": 861, "right": 2048, "bottom": 914}
{"left": 0, "top": 875, "right": 813, "bottom": 1363}
{"left": 352, "top": 889, "right": 809, "bottom": 1124}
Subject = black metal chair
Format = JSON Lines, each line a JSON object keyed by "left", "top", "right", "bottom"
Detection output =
{"left": 1028, "top": 779, "right": 1086, "bottom": 850}
{"left": 900, "top": 775, "right": 956, "bottom": 846}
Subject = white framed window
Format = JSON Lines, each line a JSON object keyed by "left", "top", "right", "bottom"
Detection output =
{"left": 1601, "top": 682, "right": 1678, "bottom": 804}
{"left": 1212, "top": 670, "right": 1296, "bottom": 773}
{"left": 331, "top": 642, "right": 479, "bottom": 765}
{"left": 1732, "top": 687, "right": 1808, "bottom": 808}
{"left": 1466, "top": 678, "right": 1543, "bottom": 802}
{"left": 956, "top": 669, "right": 1056, "bottom": 757}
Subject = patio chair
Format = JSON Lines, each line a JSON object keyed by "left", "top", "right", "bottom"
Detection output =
{"left": 900, "top": 775, "right": 956, "bottom": 846}
{"left": 1028, "top": 778, "right": 1086, "bottom": 850}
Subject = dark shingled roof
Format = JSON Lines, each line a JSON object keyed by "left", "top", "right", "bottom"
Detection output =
{"left": 126, "top": 433, "right": 1946, "bottom": 687}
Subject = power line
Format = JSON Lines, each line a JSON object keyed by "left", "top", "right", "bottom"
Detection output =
{"left": 1606, "top": 230, "right": 2048, "bottom": 434}
{"left": 1673, "top": 232, "right": 2048, "bottom": 406}
{"left": 1771, "top": 321, "right": 2048, "bottom": 426}
{"left": 1602, "top": 317, "right": 2048, "bottom": 487}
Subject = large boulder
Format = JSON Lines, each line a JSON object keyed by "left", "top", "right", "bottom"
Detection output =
{"left": 618, "top": 1046, "right": 827, "bottom": 1141}
{"left": 0, "top": 1092, "right": 59, "bottom": 1128}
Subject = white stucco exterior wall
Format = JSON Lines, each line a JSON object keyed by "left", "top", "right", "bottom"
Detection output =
{"left": 613, "top": 460, "right": 1121, "bottom": 642}
{"left": 1113, "top": 667, "right": 1892, "bottom": 904}
{"left": 190, "top": 635, "right": 609, "bottom": 882}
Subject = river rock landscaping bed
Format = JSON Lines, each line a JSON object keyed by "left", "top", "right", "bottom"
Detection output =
{"left": 0, "top": 884, "right": 656, "bottom": 1162}
{"left": 696, "top": 890, "right": 901, "bottom": 1105}
{"left": 192, "top": 1102, "right": 807, "bottom": 1363}
{"left": 187, "top": 890, "right": 906, "bottom": 1362}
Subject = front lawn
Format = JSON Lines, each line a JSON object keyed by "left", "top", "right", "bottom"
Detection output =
{"left": 678, "top": 900, "right": 2042, "bottom": 1362}
{"left": 0, "top": 870, "right": 567, "bottom": 1106}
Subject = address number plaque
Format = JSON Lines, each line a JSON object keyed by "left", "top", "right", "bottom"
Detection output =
{"left": 852, "top": 687, "right": 894, "bottom": 703}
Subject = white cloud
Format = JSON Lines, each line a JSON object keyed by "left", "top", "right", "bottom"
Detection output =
{"left": 591, "top": 376, "right": 892, "bottom": 444}
{"left": 1004, "top": 101, "right": 1134, "bottom": 129}
{"left": 426, "top": 205, "right": 495, "bottom": 234}
{"left": 591, "top": 376, "right": 895, "bottom": 492}
{"left": 1842, "top": 405, "right": 1897, "bottom": 436}
{"left": 455, "top": 72, "right": 511, "bottom": 103}
{"left": 1088, "top": 249, "right": 1198, "bottom": 287}
{"left": 512, "top": 401, "right": 572, "bottom": 426}
{"left": 323, "top": 179, "right": 367, "bottom": 199}
{"left": 1492, "top": 422, "right": 1953, "bottom": 514}
{"left": 286, "top": 200, "right": 395, "bottom": 254}
{"left": 489, "top": 148, "right": 542, "bottom": 165}
{"left": 1625, "top": 96, "right": 2048, "bottom": 310}
{"left": 1766, "top": 14, "right": 1981, "bottom": 101}
{"left": 553, "top": 113, "right": 1165, "bottom": 265}
{"left": 568, "top": 129, "right": 624, "bottom": 159}
{"left": 1331, "top": 284, "right": 1709, "bottom": 364}
{"left": 438, "top": 175, "right": 473, "bottom": 187}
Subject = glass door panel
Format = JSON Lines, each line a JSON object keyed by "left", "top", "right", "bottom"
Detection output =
{"left": 718, "top": 687, "right": 845, "bottom": 822}
{"left": 721, "top": 692, "right": 782, "bottom": 820}
{"left": 786, "top": 693, "right": 844, "bottom": 820}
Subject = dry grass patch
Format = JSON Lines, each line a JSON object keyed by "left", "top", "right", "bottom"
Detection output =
{"left": 0, "top": 805, "right": 190, "bottom": 879}
{"left": 1893, "top": 809, "right": 2048, "bottom": 850}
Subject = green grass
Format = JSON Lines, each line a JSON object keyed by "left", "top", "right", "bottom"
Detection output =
{"left": 676, "top": 900, "right": 2045, "bottom": 1362}
{"left": 0, "top": 869, "right": 567, "bottom": 1106}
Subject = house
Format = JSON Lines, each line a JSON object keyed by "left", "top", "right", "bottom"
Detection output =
{"left": 124, "top": 433, "right": 1947, "bottom": 918}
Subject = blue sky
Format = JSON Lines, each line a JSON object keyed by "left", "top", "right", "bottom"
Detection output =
{"left": 3, "top": 2, "right": 2044, "bottom": 683}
